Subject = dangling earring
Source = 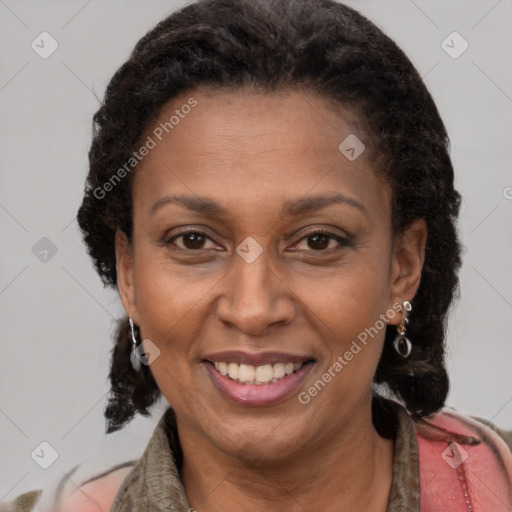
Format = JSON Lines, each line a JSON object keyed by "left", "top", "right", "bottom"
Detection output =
{"left": 129, "top": 314, "right": 141, "bottom": 372}
{"left": 393, "top": 300, "right": 412, "bottom": 358}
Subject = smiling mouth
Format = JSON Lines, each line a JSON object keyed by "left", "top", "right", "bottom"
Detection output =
{"left": 206, "top": 360, "right": 314, "bottom": 385}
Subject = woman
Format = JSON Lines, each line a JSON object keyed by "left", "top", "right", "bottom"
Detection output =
{"left": 5, "top": 0, "right": 511, "bottom": 510}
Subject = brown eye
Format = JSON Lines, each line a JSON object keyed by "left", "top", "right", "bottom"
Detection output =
{"left": 167, "top": 231, "right": 215, "bottom": 250}
{"left": 181, "top": 232, "right": 206, "bottom": 249}
{"left": 293, "top": 230, "right": 349, "bottom": 253}
{"left": 307, "top": 232, "right": 331, "bottom": 250}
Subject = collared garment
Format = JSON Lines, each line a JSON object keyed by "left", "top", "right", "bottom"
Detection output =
{"left": 109, "top": 396, "right": 512, "bottom": 511}
{"left": 3, "top": 396, "right": 512, "bottom": 512}
{"left": 110, "top": 400, "right": 420, "bottom": 512}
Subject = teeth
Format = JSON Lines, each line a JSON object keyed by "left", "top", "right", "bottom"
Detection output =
{"left": 238, "top": 364, "right": 255, "bottom": 383}
{"left": 273, "top": 363, "right": 286, "bottom": 379}
{"left": 255, "top": 364, "right": 274, "bottom": 383}
{"left": 213, "top": 361, "right": 305, "bottom": 384}
{"left": 227, "top": 362, "right": 239, "bottom": 380}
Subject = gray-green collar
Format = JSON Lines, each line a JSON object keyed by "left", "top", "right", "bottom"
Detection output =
{"left": 110, "top": 400, "right": 420, "bottom": 512}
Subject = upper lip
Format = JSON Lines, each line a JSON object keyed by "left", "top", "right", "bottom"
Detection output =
{"left": 203, "top": 350, "right": 314, "bottom": 366}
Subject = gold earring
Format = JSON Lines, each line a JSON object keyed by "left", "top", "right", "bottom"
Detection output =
{"left": 393, "top": 300, "right": 412, "bottom": 358}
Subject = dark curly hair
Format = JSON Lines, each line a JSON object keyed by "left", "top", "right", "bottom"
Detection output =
{"left": 77, "top": 0, "right": 462, "bottom": 434}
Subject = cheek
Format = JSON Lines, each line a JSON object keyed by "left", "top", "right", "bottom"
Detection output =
{"left": 132, "top": 249, "right": 213, "bottom": 335}
{"left": 288, "top": 257, "right": 391, "bottom": 382}
{"left": 132, "top": 264, "right": 203, "bottom": 407}
{"left": 290, "top": 254, "right": 390, "bottom": 325}
{"left": 130, "top": 265, "right": 202, "bottom": 395}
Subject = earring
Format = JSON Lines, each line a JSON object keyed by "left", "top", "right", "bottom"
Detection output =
{"left": 393, "top": 300, "right": 412, "bottom": 358}
{"left": 129, "top": 314, "right": 141, "bottom": 372}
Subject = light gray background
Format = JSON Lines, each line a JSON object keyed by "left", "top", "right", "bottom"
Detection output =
{"left": 1, "top": 0, "right": 511, "bottom": 503}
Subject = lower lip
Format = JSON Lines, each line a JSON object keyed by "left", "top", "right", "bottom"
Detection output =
{"left": 204, "top": 362, "right": 314, "bottom": 406}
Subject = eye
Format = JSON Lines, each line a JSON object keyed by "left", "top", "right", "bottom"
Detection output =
{"left": 166, "top": 230, "right": 217, "bottom": 251}
{"left": 292, "top": 229, "right": 349, "bottom": 253}
{"left": 162, "top": 228, "right": 350, "bottom": 254}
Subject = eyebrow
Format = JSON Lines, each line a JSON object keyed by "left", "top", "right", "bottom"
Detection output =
{"left": 149, "top": 192, "right": 367, "bottom": 217}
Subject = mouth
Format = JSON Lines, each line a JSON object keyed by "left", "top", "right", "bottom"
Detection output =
{"left": 208, "top": 360, "right": 310, "bottom": 385}
{"left": 202, "top": 351, "right": 315, "bottom": 406}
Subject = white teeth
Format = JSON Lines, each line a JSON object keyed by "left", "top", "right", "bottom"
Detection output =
{"left": 238, "top": 364, "right": 255, "bottom": 383}
{"left": 255, "top": 364, "right": 274, "bottom": 383}
{"left": 273, "top": 363, "right": 286, "bottom": 379}
{"left": 212, "top": 361, "right": 305, "bottom": 384}
{"left": 227, "top": 362, "right": 239, "bottom": 380}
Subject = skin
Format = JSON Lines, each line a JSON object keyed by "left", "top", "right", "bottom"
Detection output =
{"left": 116, "top": 86, "right": 427, "bottom": 512}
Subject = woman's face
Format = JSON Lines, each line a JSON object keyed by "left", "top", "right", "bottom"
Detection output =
{"left": 117, "top": 87, "right": 425, "bottom": 462}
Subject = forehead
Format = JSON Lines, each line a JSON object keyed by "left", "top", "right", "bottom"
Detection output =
{"left": 132, "top": 87, "right": 390, "bottom": 223}
{"left": 143, "top": 86, "right": 367, "bottom": 160}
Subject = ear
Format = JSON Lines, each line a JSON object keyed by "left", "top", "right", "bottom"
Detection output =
{"left": 387, "top": 218, "right": 427, "bottom": 324}
{"left": 115, "top": 229, "right": 137, "bottom": 322}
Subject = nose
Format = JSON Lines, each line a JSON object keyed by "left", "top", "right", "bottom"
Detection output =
{"left": 216, "top": 247, "right": 296, "bottom": 337}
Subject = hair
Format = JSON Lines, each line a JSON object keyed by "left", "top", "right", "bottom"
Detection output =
{"left": 77, "top": 0, "right": 462, "bottom": 434}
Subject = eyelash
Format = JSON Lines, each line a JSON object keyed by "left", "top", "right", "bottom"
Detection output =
{"left": 163, "top": 228, "right": 350, "bottom": 254}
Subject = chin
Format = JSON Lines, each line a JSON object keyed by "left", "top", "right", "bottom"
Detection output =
{"left": 209, "top": 415, "right": 310, "bottom": 464}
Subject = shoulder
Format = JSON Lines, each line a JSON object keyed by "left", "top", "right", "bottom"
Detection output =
{"left": 416, "top": 406, "right": 512, "bottom": 470}
{"left": 0, "top": 489, "right": 43, "bottom": 512}
{"left": 415, "top": 407, "right": 512, "bottom": 511}
{"left": 2, "top": 407, "right": 168, "bottom": 512}
{"left": 1, "top": 461, "right": 136, "bottom": 512}
{"left": 55, "top": 461, "right": 135, "bottom": 512}
{"left": 469, "top": 413, "right": 512, "bottom": 453}
{"left": 425, "top": 407, "right": 512, "bottom": 458}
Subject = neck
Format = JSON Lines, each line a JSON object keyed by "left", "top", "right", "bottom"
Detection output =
{"left": 178, "top": 396, "right": 394, "bottom": 512}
